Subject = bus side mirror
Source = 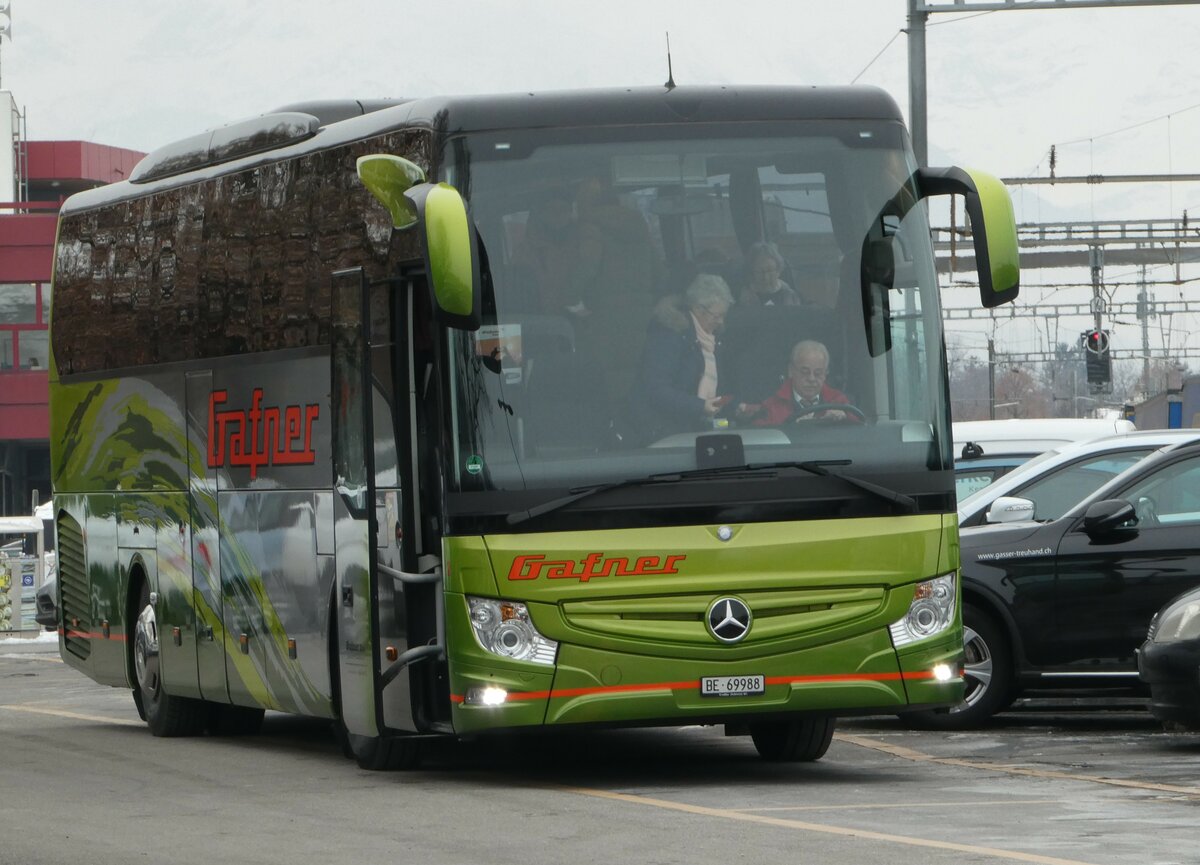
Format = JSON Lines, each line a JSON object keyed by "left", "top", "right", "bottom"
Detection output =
{"left": 356, "top": 154, "right": 482, "bottom": 331}
{"left": 916, "top": 166, "right": 1019, "bottom": 309}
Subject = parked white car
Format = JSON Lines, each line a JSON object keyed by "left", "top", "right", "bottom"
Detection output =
{"left": 958, "top": 428, "right": 1200, "bottom": 528}
{"left": 954, "top": 417, "right": 1137, "bottom": 500}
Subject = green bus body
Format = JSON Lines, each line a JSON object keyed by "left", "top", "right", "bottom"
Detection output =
{"left": 48, "top": 86, "right": 1017, "bottom": 764}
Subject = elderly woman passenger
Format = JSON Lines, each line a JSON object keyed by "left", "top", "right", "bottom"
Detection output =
{"left": 634, "top": 274, "right": 738, "bottom": 439}
{"left": 740, "top": 242, "right": 801, "bottom": 307}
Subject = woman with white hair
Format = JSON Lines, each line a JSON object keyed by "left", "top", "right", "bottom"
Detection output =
{"left": 634, "top": 273, "right": 737, "bottom": 439}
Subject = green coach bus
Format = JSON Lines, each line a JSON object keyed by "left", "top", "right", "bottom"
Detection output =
{"left": 47, "top": 86, "right": 1018, "bottom": 768}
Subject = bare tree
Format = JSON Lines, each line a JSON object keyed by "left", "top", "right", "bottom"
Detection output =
{"left": 994, "top": 365, "right": 1053, "bottom": 418}
{"left": 948, "top": 350, "right": 991, "bottom": 422}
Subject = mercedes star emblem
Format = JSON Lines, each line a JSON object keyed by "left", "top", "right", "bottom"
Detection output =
{"left": 707, "top": 597, "right": 752, "bottom": 644}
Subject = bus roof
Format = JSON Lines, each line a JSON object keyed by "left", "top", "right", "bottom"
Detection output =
{"left": 61, "top": 85, "right": 905, "bottom": 215}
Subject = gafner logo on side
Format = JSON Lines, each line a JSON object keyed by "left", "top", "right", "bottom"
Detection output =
{"left": 208, "top": 388, "right": 320, "bottom": 479}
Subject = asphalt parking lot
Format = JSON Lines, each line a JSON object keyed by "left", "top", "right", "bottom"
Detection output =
{"left": 4, "top": 632, "right": 1199, "bottom": 865}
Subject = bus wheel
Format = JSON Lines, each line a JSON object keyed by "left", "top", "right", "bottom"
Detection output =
{"left": 902, "top": 605, "right": 1014, "bottom": 730}
{"left": 132, "top": 581, "right": 207, "bottom": 737}
{"left": 327, "top": 604, "right": 421, "bottom": 770}
{"left": 749, "top": 717, "right": 836, "bottom": 762}
{"left": 208, "top": 704, "right": 265, "bottom": 736}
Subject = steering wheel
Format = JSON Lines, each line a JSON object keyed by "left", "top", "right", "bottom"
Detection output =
{"left": 792, "top": 402, "right": 867, "bottom": 423}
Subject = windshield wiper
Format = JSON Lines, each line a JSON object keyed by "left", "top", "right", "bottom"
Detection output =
{"left": 782, "top": 460, "right": 918, "bottom": 514}
{"left": 505, "top": 460, "right": 916, "bottom": 526}
{"left": 505, "top": 464, "right": 767, "bottom": 526}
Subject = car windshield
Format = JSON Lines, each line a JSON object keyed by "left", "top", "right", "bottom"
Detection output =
{"left": 443, "top": 120, "right": 950, "bottom": 494}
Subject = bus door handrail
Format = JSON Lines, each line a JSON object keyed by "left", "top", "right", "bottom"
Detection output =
{"left": 380, "top": 644, "right": 444, "bottom": 688}
{"left": 378, "top": 563, "right": 442, "bottom": 585}
{"left": 377, "top": 563, "right": 445, "bottom": 689}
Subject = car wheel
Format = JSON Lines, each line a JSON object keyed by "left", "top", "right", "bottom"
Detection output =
{"left": 749, "top": 717, "right": 836, "bottom": 762}
{"left": 132, "top": 580, "right": 207, "bottom": 737}
{"left": 903, "top": 605, "right": 1014, "bottom": 730}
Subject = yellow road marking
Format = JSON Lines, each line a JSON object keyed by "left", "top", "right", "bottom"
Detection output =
{"left": 735, "top": 798, "right": 1061, "bottom": 813}
{"left": 558, "top": 785, "right": 1104, "bottom": 865}
{"left": 0, "top": 704, "right": 141, "bottom": 726}
{"left": 836, "top": 732, "right": 1200, "bottom": 798}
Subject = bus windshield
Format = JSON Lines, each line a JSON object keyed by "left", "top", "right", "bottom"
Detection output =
{"left": 444, "top": 120, "right": 950, "bottom": 501}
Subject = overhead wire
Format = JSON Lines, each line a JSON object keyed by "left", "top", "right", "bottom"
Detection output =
{"left": 850, "top": 30, "right": 902, "bottom": 84}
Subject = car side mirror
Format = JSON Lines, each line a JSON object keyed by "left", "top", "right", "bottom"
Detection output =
{"left": 1081, "top": 499, "right": 1137, "bottom": 536}
{"left": 985, "top": 496, "right": 1036, "bottom": 524}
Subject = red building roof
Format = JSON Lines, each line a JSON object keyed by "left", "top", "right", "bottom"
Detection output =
{"left": 1, "top": 139, "right": 146, "bottom": 445}
{"left": 25, "top": 141, "right": 144, "bottom": 187}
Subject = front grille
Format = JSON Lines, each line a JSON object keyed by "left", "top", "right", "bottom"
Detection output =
{"left": 56, "top": 512, "right": 91, "bottom": 661}
{"left": 561, "top": 585, "right": 886, "bottom": 647}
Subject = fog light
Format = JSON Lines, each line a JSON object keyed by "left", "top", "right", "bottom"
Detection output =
{"left": 932, "top": 663, "right": 953, "bottom": 682}
{"left": 464, "top": 686, "right": 509, "bottom": 706}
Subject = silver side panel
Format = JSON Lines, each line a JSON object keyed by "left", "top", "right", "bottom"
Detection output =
{"left": 220, "top": 488, "right": 333, "bottom": 714}
{"left": 187, "top": 369, "right": 227, "bottom": 703}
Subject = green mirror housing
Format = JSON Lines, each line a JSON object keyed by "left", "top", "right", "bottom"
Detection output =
{"left": 405, "top": 181, "right": 482, "bottom": 330}
{"left": 916, "top": 166, "right": 1020, "bottom": 308}
{"left": 355, "top": 154, "right": 482, "bottom": 331}
{"left": 356, "top": 155, "right": 425, "bottom": 228}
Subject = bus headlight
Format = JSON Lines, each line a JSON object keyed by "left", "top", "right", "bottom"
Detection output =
{"left": 467, "top": 597, "right": 558, "bottom": 665}
{"left": 889, "top": 573, "right": 956, "bottom": 647}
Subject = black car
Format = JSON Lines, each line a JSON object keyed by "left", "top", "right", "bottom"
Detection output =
{"left": 1138, "top": 585, "right": 1200, "bottom": 727}
{"left": 908, "top": 438, "right": 1200, "bottom": 728}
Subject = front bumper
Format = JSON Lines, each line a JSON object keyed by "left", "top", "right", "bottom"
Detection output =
{"left": 1137, "top": 638, "right": 1200, "bottom": 725}
{"left": 449, "top": 626, "right": 964, "bottom": 734}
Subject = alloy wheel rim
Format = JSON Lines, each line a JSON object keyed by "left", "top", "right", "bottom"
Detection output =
{"left": 951, "top": 623, "right": 994, "bottom": 713}
{"left": 133, "top": 603, "right": 160, "bottom": 697}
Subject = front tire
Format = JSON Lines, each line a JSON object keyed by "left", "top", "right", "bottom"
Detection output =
{"left": 132, "top": 580, "right": 207, "bottom": 737}
{"left": 903, "top": 604, "right": 1014, "bottom": 730}
{"left": 749, "top": 717, "right": 836, "bottom": 762}
{"left": 327, "top": 596, "right": 422, "bottom": 770}
{"left": 343, "top": 730, "right": 423, "bottom": 771}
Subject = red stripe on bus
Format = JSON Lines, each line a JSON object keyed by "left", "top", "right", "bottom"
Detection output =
{"left": 58, "top": 628, "right": 127, "bottom": 642}
{"left": 452, "top": 670, "right": 946, "bottom": 704}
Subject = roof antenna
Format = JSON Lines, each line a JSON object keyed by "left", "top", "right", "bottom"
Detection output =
{"left": 664, "top": 31, "right": 675, "bottom": 90}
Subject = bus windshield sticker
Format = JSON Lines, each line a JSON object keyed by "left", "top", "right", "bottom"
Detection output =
{"left": 475, "top": 324, "right": 523, "bottom": 384}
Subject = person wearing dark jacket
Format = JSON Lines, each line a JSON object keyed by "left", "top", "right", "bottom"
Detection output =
{"left": 634, "top": 274, "right": 736, "bottom": 440}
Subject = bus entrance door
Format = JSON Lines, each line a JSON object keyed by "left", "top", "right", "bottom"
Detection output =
{"left": 330, "top": 268, "right": 383, "bottom": 747}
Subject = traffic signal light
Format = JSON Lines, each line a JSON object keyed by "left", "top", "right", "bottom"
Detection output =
{"left": 1083, "top": 329, "right": 1111, "bottom": 387}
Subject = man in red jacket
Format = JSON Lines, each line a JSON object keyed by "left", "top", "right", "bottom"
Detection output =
{"left": 752, "top": 339, "right": 858, "bottom": 425}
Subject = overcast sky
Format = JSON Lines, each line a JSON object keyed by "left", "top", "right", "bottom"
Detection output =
{"left": 6, "top": 0, "right": 1200, "bottom": 384}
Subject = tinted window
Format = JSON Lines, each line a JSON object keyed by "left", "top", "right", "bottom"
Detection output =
{"left": 1121, "top": 455, "right": 1200, "bottom": 526}
{"left": 956, "top": 470, "right": 1000, "bottom": 500}
{"left": 1019, "top": 450, "right": 1152, "bottom": 521}
{"left": 447, "top": 122, "right": 951, "bottom": 493}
